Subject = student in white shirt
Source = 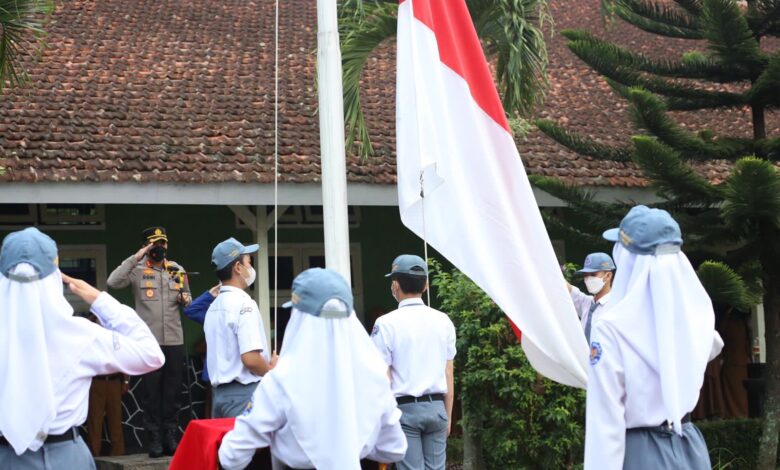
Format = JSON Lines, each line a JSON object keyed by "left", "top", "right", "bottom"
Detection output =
{"left": 371, "top": 254, "right": 456, "bottom": 470}
{"left": 567, "top": 252, "right": 615, "bottom": 342}
{"left": 585, "top": 206, "right": 723, "bottom": 470}
{"left": 219, "top": 268, "right": 407, "bottom": 470}
{"left": 0, "top": 227, "right": 165, "bottom": 469}
{"left": 204, "top": 238, "right": 276, "bottom": 418}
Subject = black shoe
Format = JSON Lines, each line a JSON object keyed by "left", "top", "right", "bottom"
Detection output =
{"left": 147, "top": 432, "right": 163, "bottom": 458}
{"left": 162, "top": 428, "right": 179, "bottom": 456}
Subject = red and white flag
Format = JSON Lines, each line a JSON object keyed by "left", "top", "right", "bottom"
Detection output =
{"left": 396, "top": 0, "right": 588, "bottom": 387}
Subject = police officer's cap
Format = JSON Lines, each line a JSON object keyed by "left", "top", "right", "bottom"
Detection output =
{"left": 603, "top": 205, "right": 683, "bottom": 255}
{"left": 282, "top": 268, "right": 353, "bottom": 319}
{"left": 385, "top": 254, "right": 428, "bottom": 277}
{"left": 0, "top": 227, "right": 58, "bottom": 282}
{"left": 142, "top": 226, "right": 168, "bottom": 244}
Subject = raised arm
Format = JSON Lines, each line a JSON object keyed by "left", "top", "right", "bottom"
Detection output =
{"left": 107, "top": 244, "right": 150, "bottom": 289}
{"left": 63, "top": 274, "right": 164, "bottom": 375}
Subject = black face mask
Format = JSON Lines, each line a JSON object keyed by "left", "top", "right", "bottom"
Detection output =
{"left": 149, "top": 245, "right": 167, "bottom": 262}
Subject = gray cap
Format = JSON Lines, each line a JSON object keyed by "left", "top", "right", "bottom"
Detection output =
{"left": 282, "top": 268, "right": 353, "bottom": 318}
{"left": 385, "top": 254, "right": 428, "bottom": 277}
{"left": 211, "top": 237, "right": 259, "bottom": 270}
{"left": 575, "top": 252, "right": 616, "bottom": 274}
{"left": 603, "top": 205, "right": 683, "bottom": 255}
{"left": 0, "top": 227, "right": 59, "bottom": 281}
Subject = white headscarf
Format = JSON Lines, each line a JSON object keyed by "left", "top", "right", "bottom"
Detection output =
{"left": 0, "top": 264, "right": 100, "bottom": 455}
{"left": 270, "top": 301, "right": 398, "bottom": 469}
{"left": 603, "top": 244, "right": 718, "bottom": 434}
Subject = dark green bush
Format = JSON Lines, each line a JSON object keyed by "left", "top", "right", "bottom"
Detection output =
{"left": 432, "top": 261, "right": 585, "bottom": 469}
{"left": 697, "top": 418, "right": 780, "bottom": 469}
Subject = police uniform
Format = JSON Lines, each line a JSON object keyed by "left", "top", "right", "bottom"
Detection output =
{"left": 219, "top": 268, "right": 406, "bottom": 470}
{"left": 371, "top": 255, "right": 456, "bottom": 470}
{"left": 584, "top": 206, "right": 723, "bottom": 470}
{"left": 106, "top": 226, "right": 191, "bottom": 455}
{"left": 204, "top": 238, "right": 268, "bottom": 418}
{"left": 0, "top": 228, "right": 165, "bottom": 469}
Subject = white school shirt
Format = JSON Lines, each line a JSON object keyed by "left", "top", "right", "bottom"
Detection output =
{"left": 204, "top": 286, "right": 269, "bottom": 387}
{"left": 219, "top": 374, "right": 407, "bottom": 470}
{"left": 570, "top": 287, "right": 611, "bottom": 330}
{"left": 370, "top": 298, "right": 456, "bottom": 397}
{"left": 585, "top": 319, "right": 724, "bottom": 469}
{"left": 0, "top": 293, "right": 165, "bottom": 448}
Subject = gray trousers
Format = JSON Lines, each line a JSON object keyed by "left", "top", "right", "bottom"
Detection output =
{"left": 211, "top": 381, "right": 259, "bottom": 418}
{"left": 396, "top": 400, "right": 448, "bottom": 470}
{"left": 624, "top": 422, "right": 711, "bottom": 470}
{"left": 0, "top": 435, "right": 95, "bottom": 470}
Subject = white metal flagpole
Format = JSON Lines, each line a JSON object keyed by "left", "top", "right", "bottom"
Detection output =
{"left": 316, "top": 0, "right": 352, "bottom": 285}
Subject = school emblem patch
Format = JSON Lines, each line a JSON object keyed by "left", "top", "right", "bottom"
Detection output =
{"left": 242, "top": 400, "right": 253, "bottom": 416}
{"left": 590, "top": 342, "right": 603, "bottom": 365}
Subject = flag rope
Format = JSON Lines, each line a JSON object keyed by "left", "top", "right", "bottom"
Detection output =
{"left": 420, "top": 171, "right": 431, "bottom": 305}
{"left": 273, "top": 0, "right": 280, "bottom": 352}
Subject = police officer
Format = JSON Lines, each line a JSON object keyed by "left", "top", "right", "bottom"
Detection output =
{"left": 204, "top": 238, "right": 275, "bottom": 418}
{"left": 107, "top": 226, "right": 192, "bottom": 457}
{"left": 219, "top": 268, "right": 407, "bottom": 470}
{"left": 585, "top": 206, "right": 724, "bottom": 469}
{"left": 371, "top": 255, "right": 456, "bottom": 470}
{"left": 0, "top": 227, "right": 164, "bottom": 469}
{"left": 567, "top": 252, "right": 615, "bottom": 342}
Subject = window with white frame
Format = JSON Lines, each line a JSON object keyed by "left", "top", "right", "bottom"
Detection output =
{"left": 256, "top": 243, "right": 364, "bottom": 350}
{"left": 0, "top": 204, "right": 105, "bottom": 229}
{"left": 258, "top": 243, "right": 364, "bottom": 311}
{"left": 235, "top": 205, "right": 361, "bottom": 229}
{"left": 58, "top": 245, "right": 107, "bottom": 315}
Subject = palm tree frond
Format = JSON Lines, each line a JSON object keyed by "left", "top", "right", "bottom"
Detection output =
{"left": 0, "top": 0, "right": 53, "bottom": 92}
{"left": 340, "top": 2, "right": 398, "bottom": 157}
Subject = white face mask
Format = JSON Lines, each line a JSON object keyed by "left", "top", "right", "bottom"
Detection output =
{"left": 584, "top": 276, "right": 605, "bottom": 295}
{"left": 241, "top": 265, "right": 257, "bottom": 288}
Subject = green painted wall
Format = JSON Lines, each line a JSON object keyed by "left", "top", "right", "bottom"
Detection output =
{"left": 0, "top": 203, "right": 596, "bottom": 352}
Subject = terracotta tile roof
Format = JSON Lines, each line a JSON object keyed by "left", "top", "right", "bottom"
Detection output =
{"left": 0, "top": 0, "right": 776, "bottom": 187}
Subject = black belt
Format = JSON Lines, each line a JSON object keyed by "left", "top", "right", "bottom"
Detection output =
{"left": 628, "top": 413, "right": 691, "bottom": 432}
{"left": 396, "top": 393, "right": 445, "bottom": 405}
{"left": 95, "top": 373, "right": 123, "bottom": 381}
{"left": 0, "top": 427, "right": 79, "bottom": 447}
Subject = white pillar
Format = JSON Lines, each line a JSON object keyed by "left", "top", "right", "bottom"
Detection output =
{"left": 752, "top": 303, "right": 767, "bottom": 363}
{"left": 255, "top": 207, "right": 272, "bottom": 349}
{"left": 317, "top": 0, "right": 352, "bottom": 285}
{"left": 229, "top": 205, "right": 272, "bottom": 349}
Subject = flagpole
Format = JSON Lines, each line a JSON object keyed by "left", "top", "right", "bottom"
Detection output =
{"left": 317, "top": 0, "right": 352, "bottom": 285}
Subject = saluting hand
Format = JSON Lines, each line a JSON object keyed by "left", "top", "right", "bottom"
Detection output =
{"left": 134, "top": 243, "right": 153, "bottom": 261}
{"left": 208, "top": 283, "right": 221, "bottom": 297}
{"left": 61, "top": 273, "right": 101, "bottom": 305}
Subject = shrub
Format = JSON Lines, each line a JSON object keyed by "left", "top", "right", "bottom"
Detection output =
{"left": 432, "top": 260, "right": 585, "bottom": 469}
{"left": 697, "top": 418, "right": 780, "bottom": 469}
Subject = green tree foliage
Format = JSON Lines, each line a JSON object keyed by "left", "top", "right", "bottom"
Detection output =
{"left": 533, "top": 0, "right": 780, "bottom": 465}
{"left": 340, "top": 0, "right": 550, "bottom": 156}
{"left": 431, "top": 260, "right": 585, "bottom": 469}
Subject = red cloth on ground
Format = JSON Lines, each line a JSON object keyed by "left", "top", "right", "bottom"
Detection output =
{"left": 169, "top": 418, "right": 236, "bottom": 470}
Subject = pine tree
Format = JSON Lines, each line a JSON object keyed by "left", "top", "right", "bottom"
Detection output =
{"left": 532, "top": 0, "right": 780, "bottom": 465}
